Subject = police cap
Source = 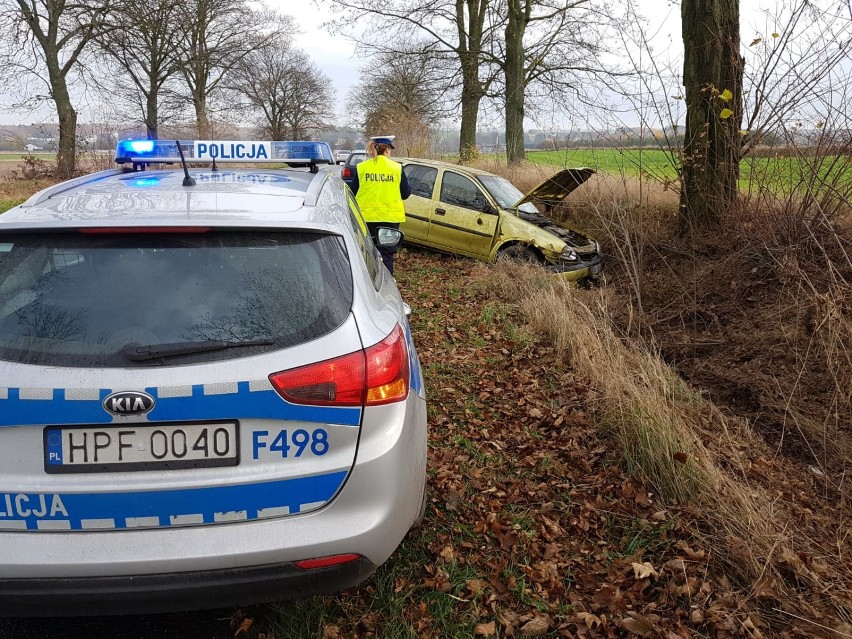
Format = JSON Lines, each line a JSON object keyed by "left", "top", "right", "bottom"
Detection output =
{"left": 370, "top": 135, "right": 396, "bottom": 149}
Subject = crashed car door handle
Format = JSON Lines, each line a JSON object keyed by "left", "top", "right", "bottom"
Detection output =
{"left": 434, "top": 208, "right": 446, "bottom": 216}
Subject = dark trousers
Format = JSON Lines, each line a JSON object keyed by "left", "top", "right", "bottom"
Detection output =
{"left": 367, "top": 222, "right": 400, "bottom": 274}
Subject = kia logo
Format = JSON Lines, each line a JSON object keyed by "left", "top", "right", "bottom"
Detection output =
{"left": 103, "top": 391, "right": 155, "bottom": 416}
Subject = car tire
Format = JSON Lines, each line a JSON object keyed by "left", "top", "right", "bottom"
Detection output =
{"left": 497, "top": 244, "right": 542, "bottom": 264}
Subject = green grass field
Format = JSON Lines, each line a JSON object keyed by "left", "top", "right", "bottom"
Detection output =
{"left": 525, "top": 148, "right": 852, "bottom": 194}
{"left": 527, "top": 148, "right": 678, "bottom": 180}
{"left": 0, "top": 152, "right": 55, "bottom": 162}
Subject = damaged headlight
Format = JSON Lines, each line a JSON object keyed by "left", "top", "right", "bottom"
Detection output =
{"left": 559, "top": 246, "right": 578, "bottom": 262}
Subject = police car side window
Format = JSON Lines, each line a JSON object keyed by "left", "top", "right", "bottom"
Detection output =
{"left": 403, "top": 164, "right": 438, "bottom": 198}
{"left": 440, "top": 172, "right": 489, "bottom": 212}
{"left": 346, "top": 194, "right": 382, "bottom": 289}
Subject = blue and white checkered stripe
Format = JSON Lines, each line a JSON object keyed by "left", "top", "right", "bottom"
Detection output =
{"left": 0, "top": 471, "right": 347, "bottom": 531}
{"left": 0, "top": 379, "right": 362, "bottom": 428}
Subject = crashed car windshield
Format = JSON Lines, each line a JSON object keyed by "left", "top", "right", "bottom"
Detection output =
{"left": 477, "top": 175, "right": 538, "bottom": 214}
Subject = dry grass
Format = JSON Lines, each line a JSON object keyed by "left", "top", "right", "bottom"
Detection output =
{"left": 488, "top": 262, "right": 851, "bottom": 625}
{"left": 467, "top": 157, "right": 680, "bottom": 217}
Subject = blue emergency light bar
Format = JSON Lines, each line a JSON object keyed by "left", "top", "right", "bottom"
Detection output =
{"left": 115, "top": 139, "right": 335, "bottom": 166}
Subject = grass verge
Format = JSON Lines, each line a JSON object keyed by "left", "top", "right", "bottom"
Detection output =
{"left": 491, "top": 262, "right": 851, "bottom": 627}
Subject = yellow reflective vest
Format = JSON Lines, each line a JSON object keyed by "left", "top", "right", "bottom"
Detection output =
{"left": 355, "top": 155, "right": 406, "bottom": 223}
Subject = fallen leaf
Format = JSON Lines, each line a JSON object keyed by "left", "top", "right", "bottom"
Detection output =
{"left": 466, "top": 578, "right": 488, "bottom": 596}
{"left": 620, "top": 612, "right": 658, "bottom": 637}
{"left": 234, "top": 617, "right": 253, "bottom": 637}
{"left": 575, "top": 612, "right": 602, "bottom": 629}
{"left": 520, "top": 615, "right": 550, "bottom": 636}
{"left": 474, "top": 621, "right": 496, "bottom": 636}
{"left": 321, "top": 625, "right": 341, "bottom": 639}
{"left": 631, "top": 561, "right": 659, "bottom": 580}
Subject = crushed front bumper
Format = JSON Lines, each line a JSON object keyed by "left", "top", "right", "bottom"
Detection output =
{"left": 547, "top": 253, "right": 603, "bottom": 281}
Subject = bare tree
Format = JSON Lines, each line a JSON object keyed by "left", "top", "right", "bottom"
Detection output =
{"left": 174, "top": 0, "right": 291, "bottom": 137}
{"left": 740, "top": 0, "right": 852, "bottom": 156}
{"left": 326, "top": 0, "right": 499, "bottom": 162}
{"left": 348, "top": 44, "right": 451, "bottom": 155}
{"left": 496, "top": 0, "right": 610, "bottom": 164}
{"left": 92, "top": 0, "right": 185, "bottom": 139}
{"left": 0, "top": 0, "right": 112, "bottom": 176}
{"left": 229, "top": 37, "right": 333, "bottom": 140}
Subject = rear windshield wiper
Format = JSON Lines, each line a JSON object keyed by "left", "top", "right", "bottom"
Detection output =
{"left": 122, "top": 339, "right": 275, "bottom": 361}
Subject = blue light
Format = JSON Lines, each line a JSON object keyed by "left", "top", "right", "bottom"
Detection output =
{"left": 129, "top": 140, "right": 155, "bottom": 153}
{"left": 130, "top": 177, "right": 160, "bottom": 187}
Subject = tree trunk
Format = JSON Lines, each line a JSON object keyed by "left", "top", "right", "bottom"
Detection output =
{"left": 194, "top": 91, "right": 210, "bottom": 138}
{"left": 504, "top": 0, "right": 527, "bottom": 165}
{"left": 679, "top": 0, "right": 744, "bottom": 229}
{"left": 145, "top": 85, "right": 159, "bottom": 140}
{"left": 50, "top": 69, "right": 77, "bottom": 178}
{"left": 459, "top": 51, "right": 483, "bottom": 163}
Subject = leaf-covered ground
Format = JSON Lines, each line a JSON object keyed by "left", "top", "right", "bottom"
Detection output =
{"left": 247, "top": 248, "right": 845, "bottom": 639}
{"left": 2, "top": 246, "right": 846, "bottom": 639}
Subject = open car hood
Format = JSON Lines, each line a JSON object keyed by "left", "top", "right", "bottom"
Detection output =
{"left": 510, "top": 168, "right": 595, "bottom": 211}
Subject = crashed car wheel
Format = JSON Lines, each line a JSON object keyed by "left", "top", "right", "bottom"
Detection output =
{"left": 497, "top": 244, "right": 543, "bottom": 265}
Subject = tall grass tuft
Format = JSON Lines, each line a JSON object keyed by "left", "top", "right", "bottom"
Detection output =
{"left": 488, "top": 262, "right": 848, "bottom": 618}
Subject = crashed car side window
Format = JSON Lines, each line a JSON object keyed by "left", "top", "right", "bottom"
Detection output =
{"left": 403, "top": 164, "right": 438, "bottom": 199}
{"left": 440, "top": 172, "right": 490, "bottom": 212}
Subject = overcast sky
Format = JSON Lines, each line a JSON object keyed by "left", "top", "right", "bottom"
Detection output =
{"left": 0, "top": 1, "right": 809, "bottom": 128}
{"left": 273, "top": 1, "right": 361, "bottom": 124}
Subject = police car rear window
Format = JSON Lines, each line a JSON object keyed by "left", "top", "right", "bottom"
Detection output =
{"left": 0, "top": 231, "right": 353, "bottom": 367}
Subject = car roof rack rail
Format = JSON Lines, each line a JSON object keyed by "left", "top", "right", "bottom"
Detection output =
{"left": 20, "top": 169, "right": 130, "bottom": 208}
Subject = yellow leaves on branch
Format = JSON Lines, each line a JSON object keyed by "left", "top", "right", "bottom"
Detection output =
{"left": 718, "top": 89, "right": 733, "bottom": 102}
{"left": 719, "top": 108, "right": 734, "bottom": 119}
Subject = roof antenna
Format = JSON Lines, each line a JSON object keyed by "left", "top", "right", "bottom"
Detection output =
{"left": 175, "top": 140, "right": 196, "bottom": 187}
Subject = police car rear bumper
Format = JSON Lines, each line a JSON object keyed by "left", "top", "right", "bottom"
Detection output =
{"left": 0, "top": 396, "right": 428, "bottom": 616}
{"left": 0, "top": 557, "right": 376, "bottom": 616}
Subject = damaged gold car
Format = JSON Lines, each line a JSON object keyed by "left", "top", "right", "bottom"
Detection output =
{"left": 399, "top": 159, "right": 602, "bottom": 281}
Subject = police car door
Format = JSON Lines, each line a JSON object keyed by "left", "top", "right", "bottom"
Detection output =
{"left": 428, "top": 171, "right": 498, "bottom": 259}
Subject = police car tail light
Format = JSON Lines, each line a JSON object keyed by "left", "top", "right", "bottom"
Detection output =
{"left": 268, "top": 325, "right": 409, "bottom": 408}
{"left": 293, "top": 553, "right": 361, "bottom": 570}
{"left": 269, "top": 351, "right": 366, "bottom": 407}
{"left": 341, "top": 166, "right": 352, "bottom": 178}
{"left": 364, "top": 325, "right": 410, "bottom": 406}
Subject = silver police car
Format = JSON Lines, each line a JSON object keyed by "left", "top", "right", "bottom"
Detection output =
{"left": 0, "top": 140, "right": 428, "bottom": 616}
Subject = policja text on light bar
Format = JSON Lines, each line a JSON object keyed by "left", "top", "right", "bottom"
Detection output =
{"left": 114, "top": 139, "right": 334, "bottom": 166}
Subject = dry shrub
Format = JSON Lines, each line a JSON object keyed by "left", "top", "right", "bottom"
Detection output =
{"left": 688, "top": 187, "right": 852, "bottom": 469}
{"left": 10, "top": 154, "right": 56, "bottom": 180}
{"left": 489, "top": 261, "right": 850, "bottom": 622}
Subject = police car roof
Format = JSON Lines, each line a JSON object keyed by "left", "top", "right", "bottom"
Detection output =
{"left": 0, "top": 168, "right": 347, "bottom": 232}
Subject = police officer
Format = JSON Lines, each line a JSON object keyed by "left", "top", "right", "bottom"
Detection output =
{"left": 350, "top": 135, "right": 410, "bottom": 274}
